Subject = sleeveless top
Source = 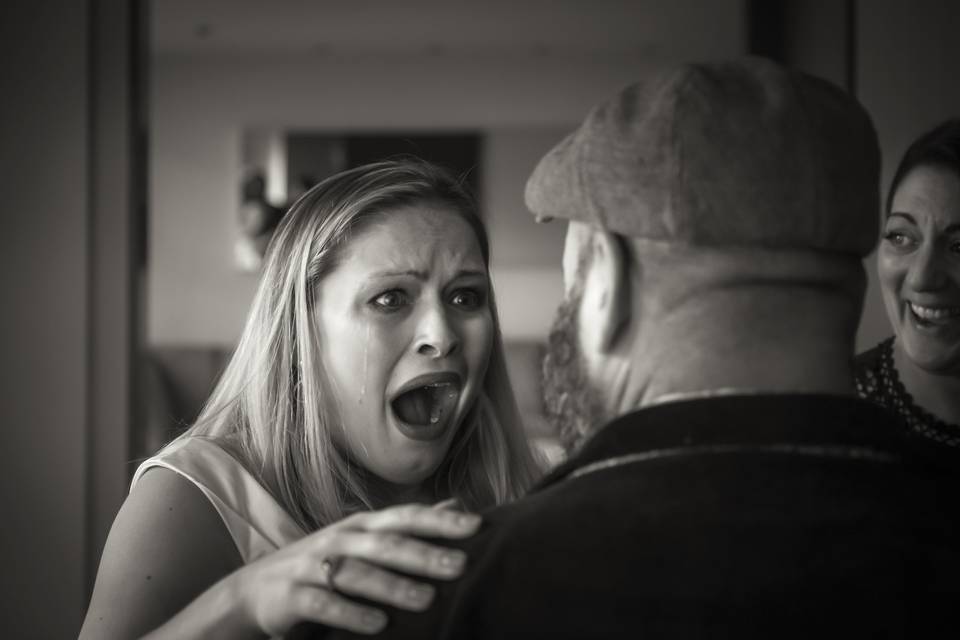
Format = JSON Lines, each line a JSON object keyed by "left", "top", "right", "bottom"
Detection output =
{"left": 131, "top": 437, "right": 307, "bottom": 563}
{"left": 854, "top": 337, "right": 960, "bottom": 449}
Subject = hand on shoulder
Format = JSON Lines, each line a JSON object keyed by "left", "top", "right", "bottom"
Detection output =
{"left": 229, "top": 501, "right": 482, "bottom": 636}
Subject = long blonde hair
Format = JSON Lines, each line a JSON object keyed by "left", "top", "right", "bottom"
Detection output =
{"left": 182, "top": 159, "right": 541, "bottom": 531}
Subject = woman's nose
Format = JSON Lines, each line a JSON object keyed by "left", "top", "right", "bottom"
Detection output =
{"left": 906, "top": 241, "right": 948, "bottom": 291}
{"left": 414, "top": 305, "right": 460, "bottom": 359}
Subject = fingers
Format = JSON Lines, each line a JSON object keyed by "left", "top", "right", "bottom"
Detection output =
{"left": 431, "top": 497, "right": 462, "bottom": 511}
{"left": 292, "top": 586, "right": 387, "bottom": 635}
{"left": 333, "top": 558, "right": 436, "bottom": 612}
{"left": 353, "top": 503, "right": 481, "bottom": 539}
{"left": 305, "top": 503, "right": 478, "bottom": 590}
{"left": 343, "top": 530, "right": 468, "bottom": 580}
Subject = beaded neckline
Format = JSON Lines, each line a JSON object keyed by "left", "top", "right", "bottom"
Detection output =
{"left": 857, "top": 337, "right": 960, "bottom": 448}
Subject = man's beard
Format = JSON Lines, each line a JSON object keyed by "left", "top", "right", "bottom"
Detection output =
{"left": 541, "top": 284, "right": 608, "bottom": 454}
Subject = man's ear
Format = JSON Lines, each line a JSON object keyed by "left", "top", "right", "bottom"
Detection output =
{"left": 582, "top": 230, "right": 631, "bottom": 353}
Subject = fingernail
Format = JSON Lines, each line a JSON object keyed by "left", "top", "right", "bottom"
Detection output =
{"left": 407, "top": 584, "right": 434, "bottom": 604}
{"left": 362, "top": 610, "right": 387, "bottom": 631}
{"left": 439, "top": 551, "right": 466, "bottom": 572}
{"left": 456, "top": 513, "right": 481, "bottom": 528}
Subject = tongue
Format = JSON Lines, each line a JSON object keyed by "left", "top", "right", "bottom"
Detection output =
{"left": 393, "top": 384, "right": 458, "bottom": 426}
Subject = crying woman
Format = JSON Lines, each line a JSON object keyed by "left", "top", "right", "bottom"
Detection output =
{"left": 80, "top": 159, "right": 542, "bottom": 640}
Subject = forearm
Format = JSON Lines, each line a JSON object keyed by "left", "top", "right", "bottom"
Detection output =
{"left": 140, "top": 574, "right": 265, "bottom": 640}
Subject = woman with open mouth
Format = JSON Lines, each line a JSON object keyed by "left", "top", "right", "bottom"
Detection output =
{"left": 80, "top": 159, "right": 542, "bottom": 639}
{"left": 856, "top": 119, "right": 960, "bottom": 450}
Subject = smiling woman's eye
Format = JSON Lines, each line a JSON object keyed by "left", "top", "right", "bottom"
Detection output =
{"left": 370, "top": 290, "right": 408, "bottom": 311}
{"left": 450, "top": 288, "right": 486, "bottom": 310}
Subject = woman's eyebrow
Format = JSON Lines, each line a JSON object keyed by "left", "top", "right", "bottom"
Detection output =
{"left": 887, "top": 212, "right": 917, "bottom": 224}
{"left": 946, "top": 223, "right": 960, "bottom": 234}
{"left": 365, "top": 268, "right": 486, "bottom": 281}
{"left": 368, "top": 269, "right": 427, "bottom": 280}
{"left": 454, "top": 269, "right": 487, "bottom": 279}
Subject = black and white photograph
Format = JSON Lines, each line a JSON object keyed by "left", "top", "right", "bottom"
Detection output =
{"left": 2, "top": 1, "right": 959, "bottom": 638}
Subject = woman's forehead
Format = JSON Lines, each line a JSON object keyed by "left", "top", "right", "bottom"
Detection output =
{"left": 891, "top": 165, "right": 960, "bottom": 225}
{"left": 341, "top": 205, "right": 485, "bottom": 273}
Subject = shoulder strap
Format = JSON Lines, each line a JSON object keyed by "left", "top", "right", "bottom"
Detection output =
{"left": 132, "top": 437, "right": 306, "bottom": 563}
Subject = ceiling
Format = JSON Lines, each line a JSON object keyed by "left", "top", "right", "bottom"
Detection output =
{"left": 151, "top": 0, "right": 744, "bottom": 60}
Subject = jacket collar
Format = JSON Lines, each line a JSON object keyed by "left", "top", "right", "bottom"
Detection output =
{"left": 534, "top": 394, "right": 909, "bottom": 492}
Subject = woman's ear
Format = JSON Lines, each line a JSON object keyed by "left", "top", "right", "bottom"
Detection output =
{"left": 581, "top": 230, "right": 631, "bottom": 354}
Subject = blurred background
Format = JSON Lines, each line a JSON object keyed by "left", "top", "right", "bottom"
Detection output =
{"left": 144, "top": 0, "right": 742, "bottom": 474}
{"left": 2, "top": 1, "right": 958, "bottom": 636}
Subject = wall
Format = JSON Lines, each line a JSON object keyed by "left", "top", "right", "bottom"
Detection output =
{"left": 148, "top": 10, "right": 745, "bottom": 347}
{"left": 485, "top": 129, "right": 570, "bottom": 339}
{"left": 855, "top": 0, "right": 960, "bottom": 349}
{"left": 150, "top": 2, "right": 960, "bottom": 353}
{"left": 0, "top": 3, "right": 89, "bottom": 636}
{"left": 781, "top": 0, "right": 849, "bottom": 90}
{"left": 148, "top": 57, "right": 645, "bottom": 345}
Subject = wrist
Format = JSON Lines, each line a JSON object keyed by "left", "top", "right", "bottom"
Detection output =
{"left": 216, "top": 568, "right": 266, "bottom": 640}
{"left": 142, "top": 569, "right": 266, "bottom": 640}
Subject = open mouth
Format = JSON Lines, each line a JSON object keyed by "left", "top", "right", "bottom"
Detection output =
{"left": 908, "top": 302, "right": 960, "bottom": 327}
{"left": 390, "top": 373, "right": 462, "bottom": 441}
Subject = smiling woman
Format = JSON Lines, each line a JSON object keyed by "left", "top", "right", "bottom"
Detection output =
{"left": 79, "top": 159, "right": 542, "bottom": 639}
{"left": 855, "top": 119, "right": 960, "bottom": 450}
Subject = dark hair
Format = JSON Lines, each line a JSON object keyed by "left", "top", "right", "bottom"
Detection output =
{"left": 887, "top": 118, "right": 960, "bottom": 213}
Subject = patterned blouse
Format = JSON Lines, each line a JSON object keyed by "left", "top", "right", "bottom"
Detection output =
{"left": 854, "top": 337, "right": 960, "bottom": 449}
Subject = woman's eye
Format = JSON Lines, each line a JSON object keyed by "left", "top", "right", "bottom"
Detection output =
{"left": 450, "top": 289, "right": 485, "bottom": 310}
{"left": 371, "top": 290, "right": 408, "bottom": 311}
{"left": 883, "top": 230, "right": 914, "bottom": 248}
{"left": 949, "top": 239, "right": 960, "bottom": 255}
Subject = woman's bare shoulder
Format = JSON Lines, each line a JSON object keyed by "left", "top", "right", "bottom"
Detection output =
{"left": 80, "top": 467, "right": 243, "bottom": 639}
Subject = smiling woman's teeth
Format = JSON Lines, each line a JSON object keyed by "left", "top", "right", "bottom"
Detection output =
{"left": 910, "top": 302, "right": 960, "bottom": 320}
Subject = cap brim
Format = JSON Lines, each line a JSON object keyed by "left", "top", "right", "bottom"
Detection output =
{"left": 524, "top": 129, "right": 583, "bottom": 225}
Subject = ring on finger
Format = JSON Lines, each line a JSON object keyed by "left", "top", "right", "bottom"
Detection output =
{"left": 320, "top": 555, "right": 345, "bottom": 589}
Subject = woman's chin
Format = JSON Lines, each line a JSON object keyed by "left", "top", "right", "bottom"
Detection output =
{"left": 369, "top": 448, "right": 447, "bottom": 487}
{"left": 902, "top": 334, "right": 960, "bottom": 375}
{"left": 360, "top": 404, "right": 475, "bottom": 490}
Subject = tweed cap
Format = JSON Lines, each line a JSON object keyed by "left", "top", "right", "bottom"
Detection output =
{"left": 525, "top": 57, "right": 880, "bottom": 256}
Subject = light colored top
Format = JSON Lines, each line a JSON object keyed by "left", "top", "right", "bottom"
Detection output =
{"left": 131, "top": 437, "right": 306, "bottom": 563}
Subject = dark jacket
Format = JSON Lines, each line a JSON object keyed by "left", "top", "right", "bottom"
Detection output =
{"left": 316, "top": 394, "right": 960, "bottom": 639}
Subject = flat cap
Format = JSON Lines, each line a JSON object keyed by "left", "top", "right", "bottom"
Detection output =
{"left": 525, "top": 57, "right": 880, "bottom": 256}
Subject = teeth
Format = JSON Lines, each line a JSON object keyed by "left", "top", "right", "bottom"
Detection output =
{"left": 910, "top": 303, "right": 960, "bottom": 320}
{"left": 392, "top": 381, "right": 459, "bottom": 427}
{"left": 425, "top": 386, "right": 458, "bottom": 424}
{"left": 428, "top": 385, "right": 442, "bottom": 424}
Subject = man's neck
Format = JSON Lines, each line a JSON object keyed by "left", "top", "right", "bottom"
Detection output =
{"left": 604, "top": 292, "right": 859, "bottom": 415}
{"left": 637, "top": 346, "right": 855, "bottom": 410}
